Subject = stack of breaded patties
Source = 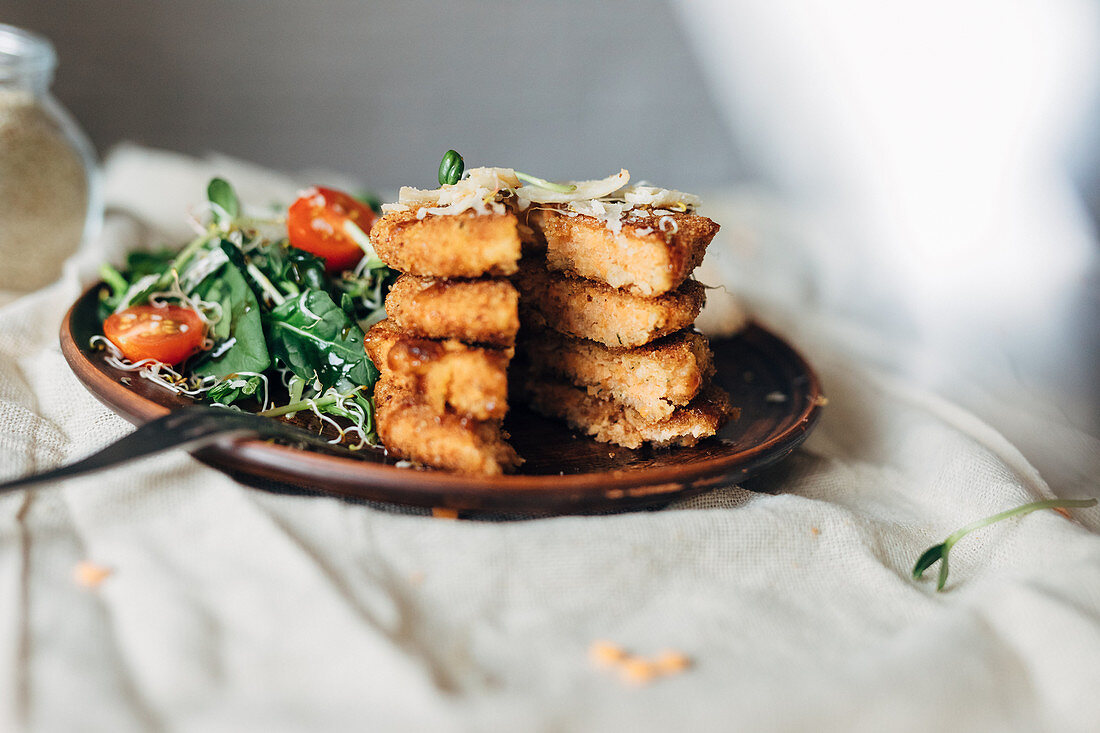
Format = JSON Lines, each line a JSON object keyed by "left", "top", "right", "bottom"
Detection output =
{"left": 516, "top": 201, "right": 734, "bottom": 449}
{"left": 367, "top": 167, "right": 736, "bottom": 473}
{"left": 365, "top": 176, "right": 525, "bottom": 475}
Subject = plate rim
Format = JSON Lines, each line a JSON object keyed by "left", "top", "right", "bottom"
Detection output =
{"left": 61, "top": 284, "right": 823, "bottom": 508}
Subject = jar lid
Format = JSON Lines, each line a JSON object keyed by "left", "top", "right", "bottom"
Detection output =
{"left": 0, "top": 23, "right": 57, "bottom": 83}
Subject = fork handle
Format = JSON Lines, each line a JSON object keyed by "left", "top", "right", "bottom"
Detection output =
{"left": 0, "top": 407, "right": 278, "bottom": 495}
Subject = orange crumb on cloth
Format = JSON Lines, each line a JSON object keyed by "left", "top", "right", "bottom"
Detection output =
{"left": 653, "top": 650, "right": 692, "bottom": 673}
{"left": 588, "top": 641, "right": 692, "bottom": 686}
{"left": 589, "top": 641, "right": 627, "bottom": 667}
{"left": 620, "top": 657, "right": 660, "bottom": 685}
{"left": 73, "top": 561, "right": 112, "bottom": 588}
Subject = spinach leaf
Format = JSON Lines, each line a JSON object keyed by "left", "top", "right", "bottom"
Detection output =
{"left": 216, "top": 239, "right": 280, "bottom": 308}
{"left": 249, "top": 241, "right": 328, "bottom": 295}
{"left": 216, "top": 239, "right": 328, "bottom": 309}
{"left": 207, "top": 374, "right": 264, "bottom": 406}
{"left": 125, "top": 248, "right": 176, "bottom": 279}
{"left": 265, "top": 289, "right": 378, "bottom": 394}
{"left": 207, "top": 177, "right": 240, "bottom": 227}
{"left": 190, "top": 260, "right": 270, "bottom": 380}
{"left": 339, "top": 291, "right": 357, "bottom": 320}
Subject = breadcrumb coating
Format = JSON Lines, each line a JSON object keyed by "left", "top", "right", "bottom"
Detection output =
{"left": 369, "top": 187, "right": 726, "bottom": 470}
{"left": 365, "top": 319, "right": 511, "bottom": 421}
{"left": 526, "top": 207, "right": 718, "bottom": 296}
{"left": 374, "top": 376, "right": 522, "bottom": 475}
{"left": 386, "top": 274, "right": 519, "bottom": 347}
{"left": 371, "top": 209, "right": 522, "bottom": 278}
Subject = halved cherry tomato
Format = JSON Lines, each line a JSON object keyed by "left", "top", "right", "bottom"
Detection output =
{"left": 103, "top": 304, "right": 205, "bottom": 366}
{"left": 287, "top": 186, "right": 376, "bottom": 273}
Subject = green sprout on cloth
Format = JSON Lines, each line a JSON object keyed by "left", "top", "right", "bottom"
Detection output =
{"left": 912, "top": 498, "right": 1096, "bottom": 591}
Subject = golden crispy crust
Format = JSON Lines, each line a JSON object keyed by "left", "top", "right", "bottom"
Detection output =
{"left": 365, "top": 320, "right": 512, "bottom": 421}
{"left": 371, "top": 209, "right": 521, "bottom": 278}
{"left": 368, "top": 193, "right": 721, "bottom": 470}
{"left": 525, "top": 207, "right": 718, "bottom": 296}
{"left": 374, "top": 376, "right": 522, "bottom": 475}
{"left": 520, "top": 329, "right": 714, "bottom": 422}
{"left": 524, "top": 378, "right": 735, "bottom": 449}
{"left": 514, "top": 258, "right": 706, "bottom": 347}
{"left": 385, "top": 274, "right": 519, "bottom": 347}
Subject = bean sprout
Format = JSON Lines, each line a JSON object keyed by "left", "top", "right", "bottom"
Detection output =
{"left": 91, "top": 336, "right": 221, "bottom": 398}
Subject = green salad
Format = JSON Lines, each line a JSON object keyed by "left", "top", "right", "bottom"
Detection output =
{"left": 94, "top": 177, "right": 396, "bottom": 447}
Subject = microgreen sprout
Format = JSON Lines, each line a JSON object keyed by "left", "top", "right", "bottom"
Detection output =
{"left": 258, "top": 392, "right": 340, "bottom": 418}
{"left": 206, "top": 177, "right": 240, "bottom": 227}
{"left": 99, "top": 263, "right": 130, "bottom": 300}
{"left": 438, "top": 150, "right": 464, "bottom": 186}
{"left": 514, "top": 171, "right": 577, "bottom": 193}
{"left": 97, "top": 175, "right": 386, "bottom": 453}
{"left": 244, "top": 262, "right": 286, "bottom": 306}
{"left": 912, "top": 497, "right": 1097, "bottom": 591}
{"left": 341, "top": 218, "right": 382, "bottom": 263}
{"left": 436, "top": 150, "right": 577, "bottom": 194}
{"left": 258, "top": 387, "right": 375, "bottom": 448}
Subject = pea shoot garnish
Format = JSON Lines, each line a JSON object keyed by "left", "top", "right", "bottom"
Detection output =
{"left": 436, "top": 150, "right": 578, "bottom": 193}
{"left": 206, "top": 177, "right": 240, "bottom": 226}
{"left": 438, "top": 150, "right": 464, "bottom": 186}
{"left": 912, "top": 497, "right": 1096, "bottom": 591}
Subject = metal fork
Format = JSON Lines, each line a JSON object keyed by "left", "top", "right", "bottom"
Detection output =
{"left": 0, "top": 406, "right": 351, "bottom": 495}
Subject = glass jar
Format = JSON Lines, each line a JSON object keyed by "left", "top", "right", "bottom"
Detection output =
{"left": 0, "top": 23, "right": 100, "bottom": 296}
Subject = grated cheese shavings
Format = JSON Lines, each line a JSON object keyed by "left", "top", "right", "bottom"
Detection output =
{"left": 384, "top": 167, "right": 521, "bottom": 218}
{"left": 622, "top": 185, "right": 700, "bottom": 209}
{"left": 514, "top": 169, "right": 630, "bottom": 205}
{"left": 566, "top": 199, "right": 632, "bottom": 235}
{"left": 379, "top": 166, "right": 701, "bottom": 236}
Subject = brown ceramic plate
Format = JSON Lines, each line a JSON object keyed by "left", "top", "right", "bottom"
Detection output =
{"left": 61, "top": 284, "right": 823, "bottom": 513}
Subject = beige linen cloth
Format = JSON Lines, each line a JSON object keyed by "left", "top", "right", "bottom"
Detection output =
{"left": 1, "top": 146, "right": 1099, "bottom": 733}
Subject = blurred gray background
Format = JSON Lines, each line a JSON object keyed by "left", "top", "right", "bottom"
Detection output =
{"left": 5, "top": 0, "right": 742, "bottom": 191}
